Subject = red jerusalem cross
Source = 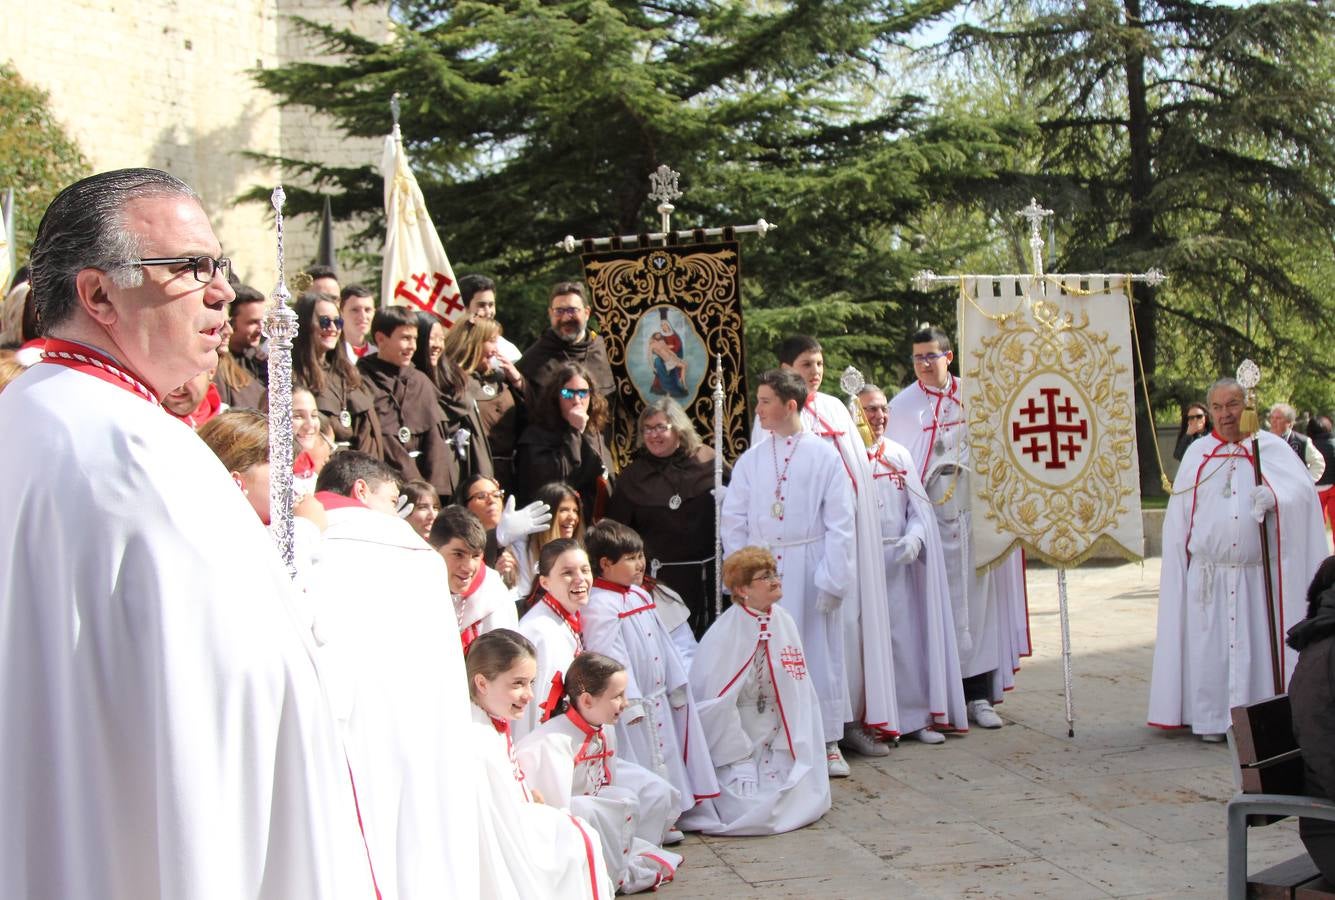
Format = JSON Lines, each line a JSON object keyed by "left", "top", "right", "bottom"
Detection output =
{"left": 1011, "top": 387, "right": 1088, "bottom": 469}
{"left": 395, "top": 272, "right": 464, "bottom": 318}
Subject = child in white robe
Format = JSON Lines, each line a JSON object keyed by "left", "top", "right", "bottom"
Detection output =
{"left": 517, "top": 652, "right": 683, "bottom": 893}
{"left": 516, "top": 538, "right": 592, "bottom": 739}
{"left": 466, "top": 629, "right": 614, "bottom": 900}
{"left": 584, "top": 520, "right": 721, "bottom": 827}
{"left": 690, "top": 546, "right": 831, "bottom": 835}
{"left": 429, "top": 506, "right": 519, "bottom": 653}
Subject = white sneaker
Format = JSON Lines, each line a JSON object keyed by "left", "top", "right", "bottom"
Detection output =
{"left": 841, "top": 723, "right": 890, "bottom": 757}
{"left": 663, "top": 828, "right": 685, "bottom": 844}
{"left": 911, "top": 728, "right": 946, "bottom": 744}
{"left": 826, "top": 742, "right": 851, "bottom": 777}
{"left": 1200, "top": 732, "right": 1226, "bottom": 743}
{"left": 967, "top": 700, "right": 1004, "bottom": 729}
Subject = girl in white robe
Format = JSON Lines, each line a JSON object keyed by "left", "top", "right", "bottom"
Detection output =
{"left": 584, "top": 520, "right": 721, "bottom": 826}
{"left": 517, "top": 652, "right": 683, "bottom": 893}
{"left": 690, "top": 546, "right": 832, "bottom": 835}
{"left": 466, "top": 628, "right": 614, "bottom": 900}
{"left": 516, "top": 538, "right": 593, "bottom": 739}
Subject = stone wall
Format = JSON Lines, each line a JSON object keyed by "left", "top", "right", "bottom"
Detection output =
{"left": 0, "top": 0, "right": 388, "bottom": 291}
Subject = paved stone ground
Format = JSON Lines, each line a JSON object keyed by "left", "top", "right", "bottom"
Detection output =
{"left": 666, "top": 557, "right": 1304, "bottom": 898}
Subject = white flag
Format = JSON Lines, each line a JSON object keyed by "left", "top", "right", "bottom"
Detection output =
{"left": 960, "top": 275, "right": 1144, "bottom": 569}
{"left": 380, "top": 127, "right": 464, "bottom": 325}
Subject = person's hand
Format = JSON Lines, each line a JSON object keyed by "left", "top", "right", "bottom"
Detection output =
{"left": 494, "top": 355, "right": 523, "bottom": 389}
{"left": 496, "top": 496, "right": 552, "bottom": 546}
{"left": 816, "top": 590, "right": 841, "bottom": 614}
{"left": 294, "top": 493, "right": 327, "bottom": 531}
{"left": 565, "top": 405, "right": 590, "bottom": 433}
{"left": 1187, "top": 417, "right": 1205, "bottom": 436}
{"left": 529, "top": 787, "right": 546, "bottom": 806}
{"left": 496, "top": 548, "right": 519, "bottom": 587}
{"left": 1250, "top": 485, "right": 1276, "bottom": 523}
{"left": 711, "top": 484, "right": 727, "bottom": 503}
{"left": 892, "top": 534, "right": 923, "bottom": 565}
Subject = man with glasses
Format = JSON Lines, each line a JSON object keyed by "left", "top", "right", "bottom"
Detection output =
{"left": 887, "top": 325, "right": 1031, "bottom": 732}
{"left": 518, "top": 280, "right": 615, "bottom": 410}
{"left": 1149, "top": 378, "right": 1326, "bottom": 742}
{"left": 0, "top": 169, "right": 377, "bottom": 898}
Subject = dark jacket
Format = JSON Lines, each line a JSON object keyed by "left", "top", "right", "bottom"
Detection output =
{"left": 606, "top": 444, "right": 731, "bottom": 636}
{"left": 358, "top": 355, "right": 457, "bottom": 500}
{"left": 513, "top": 422, "right": 611, "bottom": 521}
{"left": 1287, "top": 586, "right": 1335, "bottom": 881}
{"left": 518, "top": 329, "right": 615, "bottom": 404}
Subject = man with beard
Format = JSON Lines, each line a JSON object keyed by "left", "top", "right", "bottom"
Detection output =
{"left": 518, "top": 281, "right": 614, "bottom": 407}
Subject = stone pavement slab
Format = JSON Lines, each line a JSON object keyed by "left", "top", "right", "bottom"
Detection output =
{"left": 664, "top": 558, "right": 1305, "bottom": 898}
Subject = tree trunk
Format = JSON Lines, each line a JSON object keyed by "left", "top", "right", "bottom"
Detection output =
{"left": 1124, "top": 0, "right": 1163, "bottom": 496}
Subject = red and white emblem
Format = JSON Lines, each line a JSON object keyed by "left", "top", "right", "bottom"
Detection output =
{"left": 779, "top": 646, "right": 807, "bottom": 680}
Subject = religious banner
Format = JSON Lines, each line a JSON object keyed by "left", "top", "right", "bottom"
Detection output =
{"left": 580, "top": 241, "right": 748, "bottom": 470}
{"left": 960, "top": 275, "right": 1143, "bottom": 570}
{"left": 380, "top": 126, "right": 464, "bottom": 325}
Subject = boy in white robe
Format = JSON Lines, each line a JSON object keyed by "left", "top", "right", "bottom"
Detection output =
{"left": 752, "top": 336, "right": 900, "bottom": 760}
{"left": 1149, "top": 378, "right": 1327, "bottom": 738}
{"left": 584, "top": 519, "right": 721, "bottom": 826}
{"left": 886, "top": 325, "right": 1030, "bottom": 728}
{"left": 725, "top": 367, "right": 857, "bottom": 776}
{"left": 309, "top": 451, "right": 480, "bottom": 898}
{"left": 516, "top": 538, "right": 593, "bottom": 739}
{"left": 466, "top": 629, "right": 614, "bottom": 899}
{"left": 517, "top": 652, "right": 683, "bottom": 892}
{"left": 430, "top": 505, "right": 519, "bottom": 653}
{"left": 691, "top": 546, "right": 832, "bottom": 835}
{"left": 860, "top": 385, "right": 968, "bottom": 741}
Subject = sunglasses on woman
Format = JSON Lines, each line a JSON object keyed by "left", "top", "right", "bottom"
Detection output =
{"left": 317, "top": 315, "right": 344, "bottom": 330}
{"left": 559, "top": 387, "right": 590, "bottom": 401}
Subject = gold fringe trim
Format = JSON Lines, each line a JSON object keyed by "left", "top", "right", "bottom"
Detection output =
{"left": 973, "top": 532, "right": 1145, "bottom": 575}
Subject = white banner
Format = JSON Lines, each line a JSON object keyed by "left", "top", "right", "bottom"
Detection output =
{"left": 380, "top": 128, "right": 464, "bottom": 326}
{"left": 960, "top": 275, "right": 1144, "bottom": 569}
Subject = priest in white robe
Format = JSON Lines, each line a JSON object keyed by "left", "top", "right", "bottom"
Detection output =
{"left": 0, "top": 170, "right": 376, "bottom": 899}
{"left": 1149, "top": 377, "right": 1327, "bottom": 739}
{"left": 309, "top": 452, "right": 480, "bottom": 898}
{"left": 726, "top": 368, "right": 855, "bottom": 775}
{"left": 887, "top": 326, "right": 1030, "bottom": 727}
{"left": 860, "top": 385, "right": 968, "bottom": 740}
{"left": 753, "top": 336, "right": 900, "bottom": 757}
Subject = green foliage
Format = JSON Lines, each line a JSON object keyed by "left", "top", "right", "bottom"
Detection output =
{"left": 946, "top": 0, "right": 1335, "bottom": 488}
{"left": 249, "top": 0, "right": 1025, "bottom": 384}
{"left": 0, "top": 64, "right": 88, "bottom": 265}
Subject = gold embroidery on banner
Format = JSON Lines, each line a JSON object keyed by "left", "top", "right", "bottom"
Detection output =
{"left": 969, "top": 306, "right": 1138, "bottom": 567}
{"left": 582, "top": 243, "right": 749, "bottom": 470}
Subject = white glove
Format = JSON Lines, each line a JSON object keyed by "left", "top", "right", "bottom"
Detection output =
{"left": 892, "top": 534, "right": 923, "bottom": 565}
{"left": 1250, "top": 485, "right": 1276, "bottom": 523}
{"left": 496, "top": 495, "right": 552, "bottom": 546}
{"left": 725, "top": 762, "right": 758, "bottom": 798}
{"left": 667, "top": 685, "right": 687, "bottom": 709}
{"left": 711, "top": 484, "right": 728, "bottom": 503}
{"left": 815, "top": 590, "right": 842, "bottom": 614}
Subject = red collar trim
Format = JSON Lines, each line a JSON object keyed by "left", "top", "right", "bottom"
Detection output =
{"left": 314, "top": 490, "right": 368, "bottom": 510}
{"left": 566, "top": 704, "right": 598, "bottom": 738}
{"left": 488, "top": 714, "right": 510, "bottom": 736}
{"left": 170, "top": 383, "right": 223, "bottom": 428}
{"left": 461, "top": 563, "right": 487, "bottom": 599}
{"left": 541, "top": 593, "right": 582, "bottom": 633}
{"left": 352, "top": 342, "right": 371, "bottom": 358}
{"left": 39, "top": 338, "right": 160, "bottom": 404}
{"left": 592, "top": 577, "right": 631, "bottom": 595}
{"left": 917, "top": 376, "right": 957, "bottom": 400}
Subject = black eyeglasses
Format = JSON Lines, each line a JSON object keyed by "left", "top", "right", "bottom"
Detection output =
{"left": 133, "top": 255, "right": 231, "bottom": 284}
{"left": 317, "top": 315, "right": 344, "bottom": 330}
{"left": 559, "top": 387, "right": 590, "bottom": 400}
{"left": 1187, "top": 413, "right": 1206, "bottom": 421}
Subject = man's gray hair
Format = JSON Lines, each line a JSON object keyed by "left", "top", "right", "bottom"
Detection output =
{"left": 29, "top": 168, "right": 199, "bottom": 332}
{"left": 636, "top": 397, "right": 703, "bottom": 454}
{"left": 1270, "top": 402, "right": 1296, "bottom": 423}
{"left": 857, "top": 383, "right": 886, "bottom": 400}
{"left": 1206, "top": 377, "right": 1244, "bottom": 406}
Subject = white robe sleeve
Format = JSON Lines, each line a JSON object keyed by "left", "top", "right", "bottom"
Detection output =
{"left": 811, "top": 452, "right": 856, "bottom": 598}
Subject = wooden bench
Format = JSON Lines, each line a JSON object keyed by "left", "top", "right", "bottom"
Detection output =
{"left": 1227, "top": 694, "right": 1335, "bottom": 899}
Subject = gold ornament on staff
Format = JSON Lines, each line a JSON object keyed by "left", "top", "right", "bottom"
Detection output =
{"left": 839, "top": 365, "right": 875, "bottom": 449}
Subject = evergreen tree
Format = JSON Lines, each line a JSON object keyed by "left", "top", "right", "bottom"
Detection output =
{"left": 251, "top": 0, "right": 1026, "bottom": 382}
{"left": 947, "top": 1, "right": 1335, "bottom": 491}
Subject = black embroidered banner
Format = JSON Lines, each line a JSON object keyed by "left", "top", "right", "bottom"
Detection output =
{"left": 580, "top": 241, "right": 749, "bottom": 470}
